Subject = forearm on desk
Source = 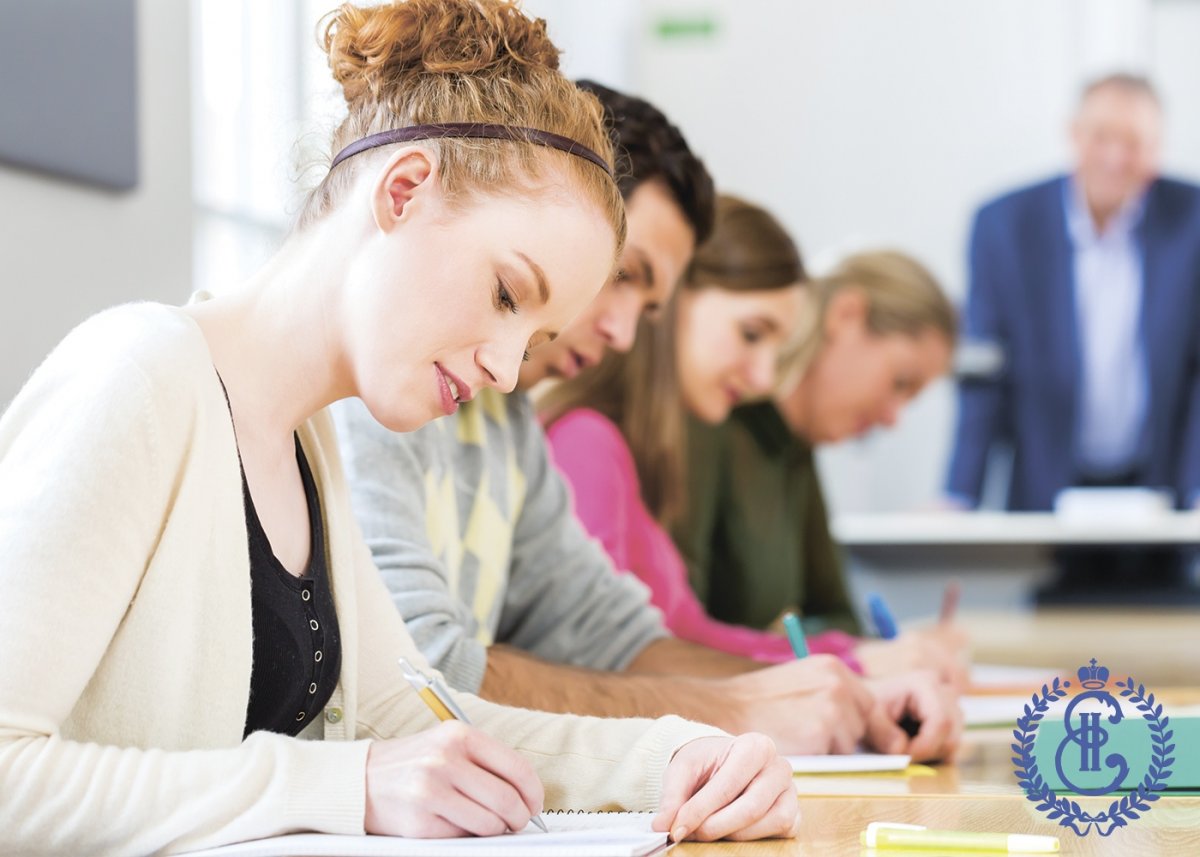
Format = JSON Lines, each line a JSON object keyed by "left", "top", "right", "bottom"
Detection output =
{"left": 626, "top": 636, "right": 766, "bottom": 678}
{"left": 479, "top": 643, "right": 744, "bottom": 729}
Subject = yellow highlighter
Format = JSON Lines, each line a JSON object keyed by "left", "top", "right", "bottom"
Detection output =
{"left": 398, "top": 658, "right": 549, "bottom": 833}
{"left": 861, "top": 822, "right": 1059, "bottom": 853}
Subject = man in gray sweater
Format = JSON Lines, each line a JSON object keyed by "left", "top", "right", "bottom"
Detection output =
{"left": 333, "top": 82, "right": 961, "bottom": 760}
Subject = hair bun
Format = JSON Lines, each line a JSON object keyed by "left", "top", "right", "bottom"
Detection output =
{"left": 324, "top": 0, "right": 560, "bottom": 105}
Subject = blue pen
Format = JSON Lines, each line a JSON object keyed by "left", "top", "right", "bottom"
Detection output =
{"left": 866, "top": 594, "right": 920, "bottom": 737}
{"left": 867, "top": 593, "right": 899, "bottom": 640}
{"left": 781, "top": 612, "right": 809, "bottom": 659}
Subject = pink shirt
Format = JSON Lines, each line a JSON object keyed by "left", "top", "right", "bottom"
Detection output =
{"left": 545, "top": 408, "right": 861, "bottom": 668}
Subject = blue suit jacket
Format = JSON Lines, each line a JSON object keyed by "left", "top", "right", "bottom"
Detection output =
{"left": 946, "top": 175, "right": 1200, "bottom": 510}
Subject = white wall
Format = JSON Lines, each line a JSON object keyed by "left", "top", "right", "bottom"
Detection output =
{"left": 53, "top": 0, "right": 1196, "bottom": 516}
{"left": 0, "top": 0, "right": 192, "bottom": 409}
{"left": 577, "top": 0, "right": 1200, "bottom": 513}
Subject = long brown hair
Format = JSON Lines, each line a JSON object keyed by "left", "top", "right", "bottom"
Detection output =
{"left": 297, "top": 0, "right": 624, "bottom": 257}
{"left": 540, "top": 195, "right": 805, "bottom": 524}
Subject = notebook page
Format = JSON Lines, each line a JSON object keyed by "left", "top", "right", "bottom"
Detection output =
{"left": 961, "top": 694, "right": 1065, "bottom": 728}
{"left": 786, "top": 754, "right": 910, "bottom": 774}
{"left": 970, "top": 663, "right": 1060, "bottom": 689}
{"left": 182, "top": 813, "right": 665, "bottom": 857}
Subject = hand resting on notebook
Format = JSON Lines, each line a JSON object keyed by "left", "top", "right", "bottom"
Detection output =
{"left": 654, "top": 734, "right": 799, "bottom": 842}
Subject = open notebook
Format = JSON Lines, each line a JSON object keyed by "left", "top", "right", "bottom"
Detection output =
{"left": 182, "top": 812, "right": 666, "bottom": 857}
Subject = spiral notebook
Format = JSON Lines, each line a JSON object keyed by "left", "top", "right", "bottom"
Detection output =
{"left": 182, "top": 812, "right": 667, "bottom": 857}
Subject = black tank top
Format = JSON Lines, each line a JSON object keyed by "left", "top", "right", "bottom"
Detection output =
{"left": 239, "top": 435, "right": 342, "bottom": 738}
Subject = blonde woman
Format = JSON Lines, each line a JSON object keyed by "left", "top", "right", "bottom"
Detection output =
{"left": 0, "top": 3, "right": 798, "bottom": 853}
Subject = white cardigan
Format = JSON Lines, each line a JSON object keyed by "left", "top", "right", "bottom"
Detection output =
{"left": 0, "top": 304, "right": 720, "bottom": 856}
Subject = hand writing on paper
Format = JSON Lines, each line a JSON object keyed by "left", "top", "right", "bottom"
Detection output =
{"left": 856, "top": 624, "right": 971, "bottom": 690}
{"left": 866, "top": 669, "right": 964, "bottom": 762}
{"left": 364, "top": 721, "right": 544, "bottom": 837}
{"left": 723, "top": 655, "right": 880, "bottom": 754}
{"left": 654, "top": 734, "right": 800, "bottom": 842}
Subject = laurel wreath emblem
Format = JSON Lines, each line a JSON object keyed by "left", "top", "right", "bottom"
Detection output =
{"left": 1012, "top": 676, "right": 1175, "bottom": 836}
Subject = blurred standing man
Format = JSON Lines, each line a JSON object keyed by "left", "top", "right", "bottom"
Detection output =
{"left": 946, "top": 74, "right": 1200, "bottom": 600}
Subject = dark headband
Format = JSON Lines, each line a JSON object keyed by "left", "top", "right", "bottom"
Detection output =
{"left": 329, "top": 122, "right": 613, "bottom": 178}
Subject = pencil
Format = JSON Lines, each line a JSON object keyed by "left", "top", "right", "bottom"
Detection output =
{"left": 398, "top": 658, "right": 549, "bottom": 833}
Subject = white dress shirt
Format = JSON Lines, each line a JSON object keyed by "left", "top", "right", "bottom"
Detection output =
{"left": 1064, "top": 178, "right": 1148, "bottom": 477}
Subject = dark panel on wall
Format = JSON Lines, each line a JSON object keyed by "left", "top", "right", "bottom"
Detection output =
{"left": 0, "top": 0, "right": 139, "bottom": 190}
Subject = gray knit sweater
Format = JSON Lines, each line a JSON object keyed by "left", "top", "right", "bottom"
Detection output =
{"left": 332, "top": 390, "right": 668, "bottom": 693}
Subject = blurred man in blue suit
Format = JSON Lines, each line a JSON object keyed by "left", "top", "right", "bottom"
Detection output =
{"left": 946, "top": 74, "right": 1200, "bottom": 599}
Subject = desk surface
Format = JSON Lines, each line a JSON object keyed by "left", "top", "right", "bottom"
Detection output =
{"left": 674, "top": 795, "right": 1200, "bottom": 856}
{"left": 679, "top": 689, "right": 1200, "bottom": 856}
{"left": 833, "top": 511, "right": 1200, "bottom": 546}
{"left": 964, "top": 608, "right": 1200, "bottom": 687}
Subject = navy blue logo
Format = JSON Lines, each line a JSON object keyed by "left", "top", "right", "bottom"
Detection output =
{"left": 1012, "top": 660, "right": 1174, "bottom": 836}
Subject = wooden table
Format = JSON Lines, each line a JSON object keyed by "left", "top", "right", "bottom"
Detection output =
{"left": 673, "top": 796, "right": 1200, "bottom": 856}
{"left": 678, "top": 689, "right": 1200, "bottom": 856}
{"left": 966, "top": 609, "right": 1200, "bottom": 687}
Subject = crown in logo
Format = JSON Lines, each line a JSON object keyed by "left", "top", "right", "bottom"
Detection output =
{"left": 1077, "top": 659, "right": 1110, "bottom": 689}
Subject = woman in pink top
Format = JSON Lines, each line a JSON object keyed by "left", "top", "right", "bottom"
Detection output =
{"left": 545, "top": 404, "right": 868, "bottom": 665}
{"left": 540, "top": 196, "right": 866, "bottom": 665}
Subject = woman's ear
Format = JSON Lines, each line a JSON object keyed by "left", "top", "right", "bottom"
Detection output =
{"left": 823, "top": 287, "right": 868, "bottom": 341}
{"left": 370, "top": 147, "right": 438, "bottom": 234}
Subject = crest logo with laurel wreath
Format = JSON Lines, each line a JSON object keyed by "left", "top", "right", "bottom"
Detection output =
{"left": 1012, "top": 660, "right": 1174, "bottom": 836}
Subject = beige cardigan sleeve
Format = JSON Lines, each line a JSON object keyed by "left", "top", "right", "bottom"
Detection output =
{"left": 0, "top": 322, "right": 370, "bottom": 857}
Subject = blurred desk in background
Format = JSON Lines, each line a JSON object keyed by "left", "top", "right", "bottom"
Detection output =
{"left": 835, "top": 510, "right": 1200, "bottom": 549}
{"left": 835, "top": 511, "right": 1200, "bottom": 612}
{"left": 965, "top": 608, "right": 1200, "bottom": 686}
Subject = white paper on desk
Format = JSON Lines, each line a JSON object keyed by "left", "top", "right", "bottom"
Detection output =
{"left": 970, "top": 663, "right": 1059, "bottom": 688}
{"left": 787, "top": 753, "right": 910, "bottom": 774}
{"left": 181, "top": 812, "right": 665, "bottom": 857}
{"left": 962, "top": 694, "right": 1065, "bottom": 727}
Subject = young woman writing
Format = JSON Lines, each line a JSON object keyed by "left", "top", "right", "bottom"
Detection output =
{"left": 0, "top": 3, "right": 796, "bottom": 853}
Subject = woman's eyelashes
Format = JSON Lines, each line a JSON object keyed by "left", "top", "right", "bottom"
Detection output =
{"left": 490, "top": 277, "right": 531, "bottom": 360}
{"left": 495, "top": 279, "right": 520, "bottom": 314}
{"left": 740, "top": 325, "right": 765, "bottom": 345}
